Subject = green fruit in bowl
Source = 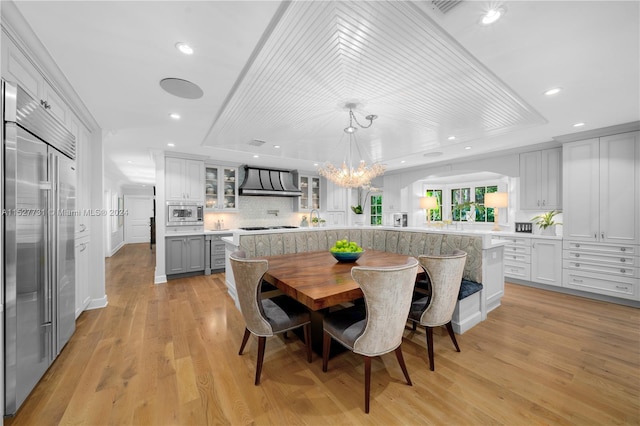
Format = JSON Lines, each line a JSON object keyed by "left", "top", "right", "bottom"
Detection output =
{"left": 330, "top": 240, "right": 363, "bottom": 253}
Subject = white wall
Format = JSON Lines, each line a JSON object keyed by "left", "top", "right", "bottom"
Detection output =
{"left": 104, "top": 174, "right": 124, "bottom": 256}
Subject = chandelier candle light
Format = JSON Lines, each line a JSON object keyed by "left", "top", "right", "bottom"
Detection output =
{"left": 318, "top": 104, "right": 385, "bottom": 188}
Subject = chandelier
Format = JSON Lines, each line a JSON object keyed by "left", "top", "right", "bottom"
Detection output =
{"left": 318, "top": 104, "right": 386, "bottom": 188}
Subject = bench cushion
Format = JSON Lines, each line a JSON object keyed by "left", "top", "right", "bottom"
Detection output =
{"left": 458, "top": 279, "right": 483, "bottom": 300}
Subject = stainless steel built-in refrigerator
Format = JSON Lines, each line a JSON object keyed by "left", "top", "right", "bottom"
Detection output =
{"left": 2, "top": 81, "right": 76, "bottom": 416}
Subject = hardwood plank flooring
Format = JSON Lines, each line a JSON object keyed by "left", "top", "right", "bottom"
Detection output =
{"left": 5, "top": 243, "right": 640, "bottom": 425}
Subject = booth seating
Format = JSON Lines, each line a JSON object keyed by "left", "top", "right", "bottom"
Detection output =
{"left": 237, "top": 229, "right": 487, "bottom": 334}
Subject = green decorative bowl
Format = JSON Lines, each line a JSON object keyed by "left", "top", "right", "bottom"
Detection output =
{"left": 330, "top": 250, "right": 365, "bottom": 263}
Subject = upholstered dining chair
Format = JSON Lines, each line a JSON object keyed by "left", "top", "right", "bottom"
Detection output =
{"left": 322, "top": 258, "right": 420, "bottom": 413}
{"left": 230, "top": 251, "right": 312, "bottom": 385}
{"left": 407, "top": 250, "right": 467, "bottom": 371}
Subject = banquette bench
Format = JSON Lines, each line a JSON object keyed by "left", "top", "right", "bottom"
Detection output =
{"left": 227, "top": 228, "right": 505, "bottom": 333}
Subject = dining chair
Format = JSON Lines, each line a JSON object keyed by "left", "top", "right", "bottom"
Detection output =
{"left": 230, "top": 251, "right": 312, "bottom": 385}
{"left": 322, "top": 258, "right": 419, "bottom": 413}
{"left": 407, "top": 250, "right": 467, "bottom": 371}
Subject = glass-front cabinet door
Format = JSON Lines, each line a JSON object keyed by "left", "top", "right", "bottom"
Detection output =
{"left": 222, "top": 167, "right": 237, "bottom": 210}
{"left": 205, "top": 167, "right": 219, "bottom": 209}
{"left": 205, "top": 165, "right": 238, "bottom": 211}
{"left": 297, "top": 175, "right": 320, "bottom": 211}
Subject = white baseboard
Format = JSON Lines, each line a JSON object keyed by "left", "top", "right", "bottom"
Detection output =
{"left": 154, "top": 273, "right": 167, "bottom": 284}
{"left": 108, "top": 241, "right": 125, "bottom": 257}
{"left": 86, "top": 294, "right": 108, "bottom": 310}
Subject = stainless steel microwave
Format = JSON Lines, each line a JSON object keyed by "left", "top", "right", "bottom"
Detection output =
{"left": 167, "top": 203, "right": 203, "bottom": 226}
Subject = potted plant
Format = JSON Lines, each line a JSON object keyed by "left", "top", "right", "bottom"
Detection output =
{"left": 530, "top": 210, "right": 562, "bottom": 235}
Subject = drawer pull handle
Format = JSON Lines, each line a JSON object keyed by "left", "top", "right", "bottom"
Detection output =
{"left": 575, "top": 263, "right": 580, "bottom": 267}
{"left": 616, "top": 285, "right": 628, "bottom": 290}
{"left": 575, "top": 253, "right": 580, "bottom": 258}
{"left": 573, "top": 279, "right": 583, "bottom": 283}
{"left": 621, "top": 247, "right": 626, "bottom": 252}
{"left": 575, "top": 244, "right": 581, "bottom": 248}
{"left": 513, "top": 256, "right": 517, "bottom": 259}
{"left": 620, "top": 258, "right": 626, "bottom": 263}
{"left": 620, "top": 269, "right": 626, "bottom": 274}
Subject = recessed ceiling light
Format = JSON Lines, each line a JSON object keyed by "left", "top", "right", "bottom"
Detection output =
{"left": 481, "top": 7, "right": 505, "bottom": 25}
{"left": 544, "top": 87, "right": 563, "bottom": 96}
{"left": 253, "top": 155, "right": 259, "bottom": 158}
{"left": 169, "top": 113, "right": 181, "bottom": 120}
{"left": 464, "top": 146, "right": 472, "bottom": 150}
{"left": 400, "top": 160, "right": 406, "bottom": 164}
{"left": 573, "top": 122, "right": 585, "bottom": 127}
{"left": 447, "top": 136, "right": 456, "bottom": 141}
{"left": 167, "top": 143, "right": 175, "bottom": 147}
{"left": 175, "top": 42, "right": 194, "bottom": 55}
{"left": 274, "top": 145, "right": 281, "bottom": 149}
{"left": 313, "top": 163, "right": 318, "bottom": 166}
{"left": 127, "top": 160, "right": 133, "bottom": 164}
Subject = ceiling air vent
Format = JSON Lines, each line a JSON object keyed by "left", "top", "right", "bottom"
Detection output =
{"left": 431, "top": 0, "right": 463, "bottom": 14}
{"left": 248, "top": 139, "right": 266, "bottom": 147}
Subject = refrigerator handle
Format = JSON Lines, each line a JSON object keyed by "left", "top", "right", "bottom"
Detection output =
{"left": 42, "top": 186, "right": 53, "bottom": 325}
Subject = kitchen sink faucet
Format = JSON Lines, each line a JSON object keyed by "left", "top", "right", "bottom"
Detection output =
{"left": 310, "top": 209, "right": 320, "bottom": 225}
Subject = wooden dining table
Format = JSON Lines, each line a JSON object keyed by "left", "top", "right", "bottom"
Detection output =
{"left": 258, "top": 249, "right": 415, "bottom": 354}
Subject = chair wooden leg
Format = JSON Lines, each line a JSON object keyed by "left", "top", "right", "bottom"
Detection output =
{"left": 322, "top": 331, "right": 331, "bottom": 372}
{"left": 445, "top": 321, "right": 460, "bottom": 352}
{"left": 255, "top": 336, "right": 266, "bottom": 385}
{"left": 239, "top": 328, "right": 251, "bottom": 355}
{"left": 394, "top": 346, "right": 412, "bottom": 386}
{"left": 411, "top": 321, "right": 417, "bottom": 331}
{"left": 425, "top": 326, "right": 435, "bottom": 371}
{"left": 364, "top": 356, "right": 372, "bottom": 414}
{"left": 303, "top": 323, "right": 312, "bottom": 363}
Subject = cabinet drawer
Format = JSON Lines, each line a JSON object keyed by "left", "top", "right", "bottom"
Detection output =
{"left": 212, "top": 242, "right": 225, "bottom": 255}
{"left": 212, "top": 257, "right": 226, "bottom": 269}
{"left": 563, "top": 240, "right": 637, "bottom": 255}
{"left": 498, "top": 236, "right": 530, "bottom": 246}
{"left": 564, "top": 260, "right": 637, "bottom": 278}
{"left": 504, "top": 253, "right": 530, "bottom": 264}
{"left": 210, "top": 233, "right": 232, "bottom": 242}
{"left": 563, "top": 270, "right": 637, "bottom": 300}
{"left": 504, "top": 262, "right": 530, "bottom": 280}
{"left": 563, "top": 250, "right": 635, "bottom": 267}
{"left": 504, "top": 245, "right": 531, "bottom": 255}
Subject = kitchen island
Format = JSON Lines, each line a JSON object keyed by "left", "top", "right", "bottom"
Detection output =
{"left": 223, "top": 226, "right": 508, "bottom": 334}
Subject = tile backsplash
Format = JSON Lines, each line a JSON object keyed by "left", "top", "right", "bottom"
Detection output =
{"left": 204, "top": 196, "right": 307, "bottom": 229}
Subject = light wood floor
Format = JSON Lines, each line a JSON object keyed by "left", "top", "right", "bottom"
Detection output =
{"left": 6, "top": 243, "right": 640, "bottom": 425}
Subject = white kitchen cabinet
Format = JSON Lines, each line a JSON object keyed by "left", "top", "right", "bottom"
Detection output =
{"left": 322, "top": 178, "right": 346, "bottom": 211}
{"left": 165, "top": 235, "right": 205, "bottom": 275}
{"left": 74, "top": 236, "right": 91, "bottom": 318}
{"left": 520, "top": 148, "right": 562, "bottom": 210}
{"left": 562, "top": 241, "right": 638, "bottom": 300}
{"left": 563, "top": 132, "right": 638, "bottom": 244}
{"left": 205, "top": 165, "right": 238, "bottom": 211}
{"left": 497, "top": 236, "right": 531, "bottom": 281}
{"left": 165, "top": 157, "right": 205, "bottom": 202}
{"left": 325, "top": 211, "right": 346, "bottom": 226}
{"left": 531, "top": 238, "right": 562, "bottom": 286}
{"left": 297, "top": 175, "right": 320, "bottom": 211}
{"left": 1, "top": 36, "right": 71, "bottom": 130}
{"left": 69, "top": 115, "right": 92, "bottom": 237}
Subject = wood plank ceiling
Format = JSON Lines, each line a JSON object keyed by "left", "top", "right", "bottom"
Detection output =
{"left": 202, "top": 0, "right": 546, "bottom": 167}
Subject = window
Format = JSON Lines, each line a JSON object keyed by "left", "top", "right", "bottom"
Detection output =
{"left": 370, "top": 195, "right": 382, "bottom": 225}
{"left": 474, "top": 185, "right": 498, "bottom": 222}
{"left": 425, "top": 189, "right": 442, "bottom": 221}
{"left": 450, "top": 185, "right": 498, "bottom": 222}
{"left": 451, "top": 187, "right": 471, "bottom": 221}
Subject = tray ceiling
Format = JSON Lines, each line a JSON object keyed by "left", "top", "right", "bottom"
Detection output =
{"left": 203, "top": 0, "right": 546, "bottom": 166}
